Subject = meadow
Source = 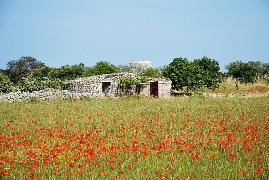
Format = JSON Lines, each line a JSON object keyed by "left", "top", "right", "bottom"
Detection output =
{"left": 0, "top": 97, "right": 268, "bottom": 179}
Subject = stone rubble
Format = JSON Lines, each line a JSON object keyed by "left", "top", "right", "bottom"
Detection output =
{"left": 0, "top": 90, "right": 95, "bottom": 102}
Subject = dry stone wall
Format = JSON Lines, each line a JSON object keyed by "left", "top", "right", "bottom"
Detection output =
{"left": 68, "top": 73, "right": 136, "bottom": 96}
{"left": 0, "top": 73, "right": 172, "bottom": 102}
{"left": 0, "top": 73, "right": 138, "bottom": 102}
{"left": 0, "top": 90, "right": 102, "bottom": 102}
{"left": 158, "top": 81, "right": 172, "bottom": 98}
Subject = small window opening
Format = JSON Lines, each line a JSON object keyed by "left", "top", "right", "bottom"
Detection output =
{"left": 102, "top": 82, "right": 112, "bottom": 94}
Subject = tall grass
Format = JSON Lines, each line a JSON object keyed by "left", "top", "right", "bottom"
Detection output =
{"left": 205, "top": 79, "right": 269, "bottom": 94}
{"left": 0, "top": 97, "right": 268, "bottom": 179}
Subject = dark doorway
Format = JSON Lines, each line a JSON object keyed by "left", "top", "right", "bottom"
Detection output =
{"left": 102, "top": 82, "right": 111, "bottom": 94}
{"left": 150, "top": 81, "right": 158, "bottom": 97}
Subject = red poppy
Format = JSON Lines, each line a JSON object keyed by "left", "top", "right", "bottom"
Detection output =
{"left": 256, "top": 167, "right": 262, "bottom": 176}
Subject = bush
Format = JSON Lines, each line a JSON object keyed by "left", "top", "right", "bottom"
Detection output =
{"left": 83, "top": 61, "right": 119, "bottom": 77}
{"left": 7, "top": 56, "right": 45, "bottom": 83}
{"left": 163, "top": 58, "right": 202, "bottom": 92}
{"left": 193, "top": 57, "right": 221, "bottom": 89}
{"left": 163, "top": 57, "right": 221, "bottom": 93}
{"left": 17, "top": 75, "right": 64, "bottom": 92}
{"left": 140, "top": 68, "right": 161, "bottom": 78}
{"left": 226, "top": 61, "right": 260, "bottom": 84}
{"left": 31, "top": 66, "right": 54, "bottom": 79}
{"left": 119, "top": 76, "right": 148, "bottom": 86}
{"left": 261, "top": 63, "right": 269, "bottom": 83}
{"left": 0, "top": 72, "right": 13, "bottom": 93}
{"left": 49, "top": 63, "right": 85, "bottom": 80}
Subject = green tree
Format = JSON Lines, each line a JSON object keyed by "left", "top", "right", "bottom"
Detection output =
{"left": 31, "top": 66, "right": 54, "bottom": 79}
{"left": 261, "top": 63, "right": 269, "bottom": 77}
{"left": 140, "top": 67, "right": 161, "bottom": 78}
{"left": 83, "top": 61, "right": 119, "bottom": 76}
{"left": 261, "top": 63, "right": 269, "bottom": 83}
{"left": 7, "top": 56, "right": 45, "bottom": 82}
{"left": 17, "top": 74, "right": 64, "bottom": 92}
{"left": 0, "top": 72, "right": 13, "bottom": 93}
{"left": 0, "top": 69, "right": 9, "bottom": 76}
{"left": 50, "top": 63, "right": 85, "bottom": 80}
{"left": 226, "top": 61, "right": 260, "bottom": 83}
{"left": 163, "top": 58, "right": 203, "bottom": 91}
{"left": 193, "top": 57, "right": 221, "bottom": 89}
{"left": 163, "top": 57, "right": 221, "bottom": 92}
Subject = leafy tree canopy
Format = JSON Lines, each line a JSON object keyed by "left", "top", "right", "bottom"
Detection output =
{"left": 7, "top": 56, "right": 45, "bottom": 82}
{"left": 193, "top": 57, "right": 221, "bottom": 89}
{"left": 83, "top": 61, "right": 119, "bottom": 77}
{"left": 262, "top": 63, "right": 269, "bottom": 76}
{"left": 0, "top": 72, "right": 13, "bottom": 93}
{"left": 226, "top": 61, "right": 261, "bottom": 83}
{"left": 140, "top": 68, "right": 162, "bottom": 78}
{"left": 31, "top": 66, "right": 54, "bottom": 79}
{"left": 49, "top": 63, "right": 85, "bottom": 80}
{"left": 163, "top": 57, "right": 221, "bottom": 92}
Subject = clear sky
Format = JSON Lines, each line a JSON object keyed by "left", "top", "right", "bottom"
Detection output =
{"left": 0, "top": 0, "right": 269, "bottom": 70}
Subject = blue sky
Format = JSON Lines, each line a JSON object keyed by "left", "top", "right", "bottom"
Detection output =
{"left": 0, "top": 0, "right": 269, "bottom": 70}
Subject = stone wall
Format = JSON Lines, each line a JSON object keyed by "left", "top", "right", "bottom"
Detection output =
{"left": 158, "top": 80, "right": 172, "bottom": 98}
{"left": 67, "top": 72, "right": 136, "bottom": 97}
{"left": 138, "top": 79, "right": 172, "bottom": 98}
{"left": 0, "top": 73, "right": 172, "bottom": 102}
{"left": 0, "top": 90, "right": 107, "bottom": 102}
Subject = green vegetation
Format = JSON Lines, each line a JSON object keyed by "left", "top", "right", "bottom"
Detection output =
{"left": 6, "top": 56, "right": 45, "bottom": 83}
{"left": 83, "top": 61, "right": 119, "bottom": 77}
{"left": 140, "top": 67, "right": 162, "bottom": 78}
{"left": 119, "top": 76, "right": 148, "bottom": 86}
{"left": 0, "top": 56, "right": 268, "bottom": 94}
{"left": 162, "top": 57, "right": 221, "bottom": 92}
{"left": 0, "top": 72, "right": 13, "bottom": 93}
{"left": 226, "top": 61, "right": 269, "bottom": 84}
{"left": 0, "top": 97, "right": 268, "bottom": 179}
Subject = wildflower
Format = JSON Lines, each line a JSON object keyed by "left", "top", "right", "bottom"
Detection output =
{"left": 29, "top": 172, "right": 35, "bottom": 179}
{"left": 33, "top": 160, "right": 39, "bottom": 170}
{"left": 0, "top": 168, "right": 9, "bottom": 175}
{"left": 26, "top": 150, "right": 37, "bottom": 159}
{"left": 256, "top": 167, "right": 262, "bottom": 176}
{"left": 132, "top": 142, "right": 139, "bottom": 151}
{"left": 43, "top": 155, "right": 51, "bottom": 164}
{"left": 127, "top": 165, "right": 132, "bottom": 170}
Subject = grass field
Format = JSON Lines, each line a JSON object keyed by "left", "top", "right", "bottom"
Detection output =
{"left": 0, "top": 97, "right": 268, "bottom": 179}
{"left": 204, "top": 80, "right": 269, "bottom": 94}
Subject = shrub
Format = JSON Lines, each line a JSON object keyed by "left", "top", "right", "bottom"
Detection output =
{"left": 119, "top": 76, "right": 148, "bottom": 86}
{"left": 83, "top": 61, "right": 119, "bottom": 77}
{"left": 17, "top": 75, "right": 64, "bottom": 92}
{"left": 140, "top": 68, "right": 161, "bottom": 78}
{"left": 193, "top": 57, "right": 221, "bottom": 89}
{"left": 7, "top": 56, "right": 45, "bottom": 83}
{"left": 226, "top": 61, "right": 261, "bottom": 84}
{"left": 0, "top": 72, "right": 13, "bottom": 93}
{"left": 163, "top": 58, "right": 202, "bottom": 92}
{"left": 163, "top": 57, "right": 221, "bottom": 93}
{"left": 49, "top": 63, "right": 85, "bottom": 80}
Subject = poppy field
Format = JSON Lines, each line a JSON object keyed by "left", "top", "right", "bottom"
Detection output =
{"left": 0, "top": 97, "right": 268, "bottom": 179}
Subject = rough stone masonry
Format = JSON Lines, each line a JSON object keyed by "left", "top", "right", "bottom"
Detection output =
{"left": 0, "top": 72, "right": 172, "bottom": 102}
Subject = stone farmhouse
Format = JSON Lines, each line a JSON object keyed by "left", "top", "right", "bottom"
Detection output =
{"left": 67, "top": 72, "right": 172, "bottom": 98}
